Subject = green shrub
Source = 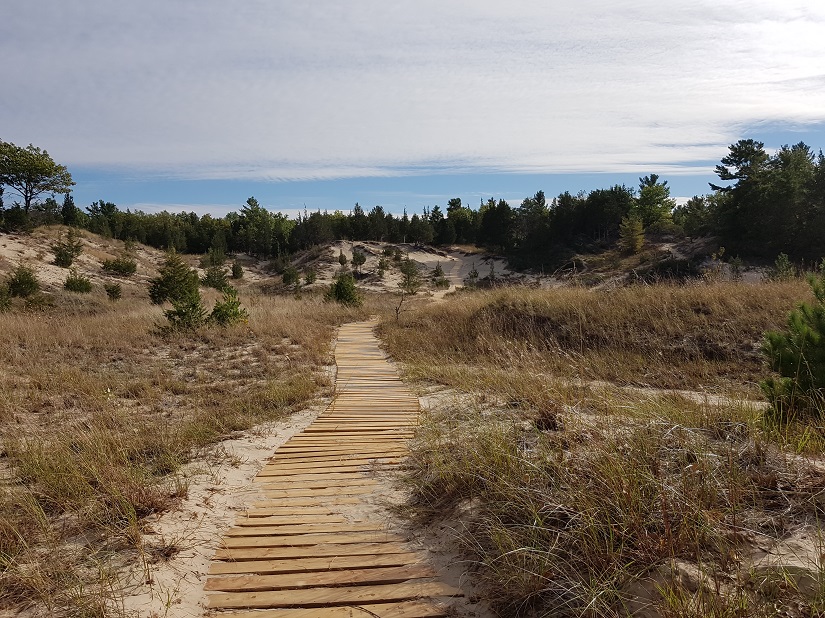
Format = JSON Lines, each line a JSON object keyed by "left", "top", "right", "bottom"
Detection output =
{"left": 619, "top": 214, "right": 645, "bottom": 254}
{"left": 102, "top": 256, "right": 137, "bottom": 276}
{"left": 399, "top": 257, "right": 421, "bottom": 295}
{"left": 199, "top": 247, "right": 226, "bottom": 269}
{"left": 149, "top": 251, "right": 199, "bottom": 305}
{"left": 209, "top": 287, "right": 249, "bottom": 327}
{"left": 765, "top": 252, "right": 796, "bottom": 282}
{"left": 434, "top": 276, "right": 450, "bottom": 289}
{"left": 104, "top": 283, "right": 122, "bottom": 302}
{"left": 6, "top": 265, "right": 39, "bottom": 298}
{"left": 338, "top": 250, "right": 348, "bottom": 267}
{"left": 304, "top": 268, "right": 317, "bottom": 285}
{"left": 51, "top": 229, "right": 83, "bottom": 267}
{"left": 761, "top": 270, "right": 825, "bottom": 421}
{"left": 351, "top": 250, "right": 366, "bottom": 274}
{"left": 377, "top": 257, "right": 389, "bottom": 278}
{"left": 282, "top": 266, "right": 300, "bottom": 287}
{"left": 231, "top": 261, "right": 244, "bottom": 279}
{"left": 63, "top": 269, "right": 93, "bottom": 293}
{"left": 163, "top": 289, "right": 207, "bottom": 331}
{"left": 201, "top": 265, "right": 228, "bottom": 290}
{"left": 325, "top": 272, "right": 362, "bottom": 307}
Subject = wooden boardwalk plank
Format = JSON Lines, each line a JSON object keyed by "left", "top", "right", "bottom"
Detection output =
{"left": 212, "top": 600, "right": 449, "bottom": 618}
{"left": 209, "top": 552, "right": 430, "bottom": 575}
{"left": 208, "top": 581, "right": 463, "bottom": 609}
{"left": 213, "top": 542, "right": 414, "bottom": 561}
{"left": 206, "top": 320, "right": 463, "bottom": 614}
{"left": 205, "top": 564, "right": 436, "bottom": 592}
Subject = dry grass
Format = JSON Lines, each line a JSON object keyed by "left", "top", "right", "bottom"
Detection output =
{"left": 381, "top": 281, "right": 825, "bottom": 616}
{"left": 379, "top": 281, "right": 810, "bottom": 395}
{"left": 402, "top": 391, "right": 825, "bottom": 617}
{"left": 0, "top": 286, "right": 372, "bottom": 615}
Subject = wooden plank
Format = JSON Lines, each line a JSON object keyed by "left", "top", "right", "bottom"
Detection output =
{"left": 234, "top": 514, "right": 347, "bottom": 525}
{"left": 221, "top": 531, "right": 406, "bottom": 548}
{"left": 244, "top": 506, "right": 353, "bottom": 516}
{"left": 205, "top": 564, "right": 436, "bottom": 592}
{"left": 254, "top": 472, "right": 368, "bottom": 482}
{"left": 261, "top": 458, "right": 400, "bottom": 470}
{"left": 257, "top": 468, "right": 383, "bottom": 478}
{"left": 247, "top": 497, "right": 361, "bottom": 507}
{"left": 209, "top": 600, "right": 449, "bottom": 618}
{"left": 208, "top": 552, "right": 430, "bottom": 575}
{"left": 208, "top": 581, "right": 464, "bottom": 609}
{"left": 226, "top": 523, "right": 383, "bottom": 536}
{"left": 259, "top": 487, "right": 375, "bottom": 499}
{"left": 213, "top": 542, "right": 414, "bottom": 561}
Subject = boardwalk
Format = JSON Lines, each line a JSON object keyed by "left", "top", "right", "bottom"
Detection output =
{"left": 206, "top": 321, "right": 462, "bottom": 617}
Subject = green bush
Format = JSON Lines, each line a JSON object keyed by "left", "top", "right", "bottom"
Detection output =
{"left": 63, "top": 269, "right": 93, "bottom": 293}
{"left": 6, "top": 265, "right": 40, "bottom": 298}
{"left": 201, "top": 265, "right": 228, "bottom": 290}
{"left": 199, "top": 247, "right": 226, "bottom": 269}
{"left": 325, "top": 272, "right": 362, "bottom": 307}
{"left": 163, "top": 289, "right": 207, "bottom": 331}
{"left": 304, "top": 268, "right": 317, "bottom": 285}
{"left": 102, "top": 256, "right": 137, "bottom": 276}
{"left": 51, "top": 229, "right": 83, "bottom": 267}
{"left": 149, "top": 251, "right": 199, "bottom": 305}
{"left": 282, "top": 266, "right": 300, "bottom": 287}
{"left": 104, "top": 283, "right": 122, "bottom": 301}
{"left": 765, "top": 252, "right": 796, "bottom": 282}
{"left": 338, "top": 250, "right": 348, "bottom": 267}
{"left": 209, "top": 287, "right": 249, "bottom": 327}
{"left": 399, "top": 257, "right": 421, "bottom": 295}
{"left": 231, "top": 261, "right": 244, "bottom": 279}
{"left": 351, "top": 250, "right": 366, "bottom": 274}
{"left": 761, "top": 270, "right": 825, "bottom": 421}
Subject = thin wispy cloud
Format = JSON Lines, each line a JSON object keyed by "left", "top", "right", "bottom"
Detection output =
{"left": 2, "top": 1, "right": 824, "bottom": 182}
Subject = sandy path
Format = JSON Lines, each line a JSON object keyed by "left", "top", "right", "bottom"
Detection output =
{"left": 119, "top": 406, "right": 325, "bottom": 616}
{"left": 203, "top": 320, "right": 485, "bottom": 616}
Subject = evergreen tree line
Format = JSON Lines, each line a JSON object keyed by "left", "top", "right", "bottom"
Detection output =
{"left": 2, "top": 139, "right": 823, "bottom": 267}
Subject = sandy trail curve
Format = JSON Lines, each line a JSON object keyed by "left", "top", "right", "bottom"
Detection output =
{"left": 205, "top": 321, "right": 465, "bottom": 617}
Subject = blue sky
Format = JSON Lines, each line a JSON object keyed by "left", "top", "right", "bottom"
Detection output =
{"left": 3, "top": 1, "right": 825, "bottom": 218}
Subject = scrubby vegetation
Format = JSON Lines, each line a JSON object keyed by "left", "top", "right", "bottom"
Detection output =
{"left": 101, "top": 255, "right": 137, "bottom": 276}
{"left": 63, "top": 268, "right": 92, "bottom": 293}
{"left": 51, "top": 228, "right": 83, "bottom": 267}
{"left": 0, "top": 283, "right": 372, "bottom": 614}
{"left": 380, "top": 280, "right": 825, "bottom": 616}
{"left": 5, "top": 264, "right": 40, "bottom": 298}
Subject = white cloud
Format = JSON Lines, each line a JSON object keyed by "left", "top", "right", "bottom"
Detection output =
{"left": 2, "top": 1, "right": 824, "bottom": 180}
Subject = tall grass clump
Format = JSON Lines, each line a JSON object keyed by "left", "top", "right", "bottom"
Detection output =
{"left": 379, "top": 282, "right": 809, "bottom": 393}
{"left": 405, "top": 397, "right": 825, "bottom": 616}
